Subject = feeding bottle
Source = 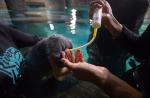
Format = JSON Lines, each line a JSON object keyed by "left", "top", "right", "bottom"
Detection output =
{"left": 92, "top": 8, "right": 102, "bottom": 28}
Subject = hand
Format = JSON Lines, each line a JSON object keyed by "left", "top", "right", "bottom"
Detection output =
{"left": 61, "top": 56, "right": 108, "bottom": 84}
{"left": 61, "top": 50, "right": 141, "bottom": 98}
{"left": 48, "top": 55, "right": 70, "bottom": 81}
{"left": 63, "top": 49, "right": 83, "bottom": 63}
{"left": 48, "top": 49, "right": 84, "bottom": 81}
{"left": 89, "top": 0, "right": 112, "bottom": 24}
{"left": 61, "top": 49, "right": 108, "bottom": 83}
{"left": 89, "top": 0, "right": 123, "bottom": 39}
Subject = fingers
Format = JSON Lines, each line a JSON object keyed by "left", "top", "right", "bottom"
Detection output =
{"left": 65, "top": 49, "right": 75, "bottom": 63}
{"left": 61, "top": 49, "right": 83, "bottom": 63}
{"left": 61, "top": 58, "right": 75, "bottom": 70}
{"left": 61, "top": 49, "right": 75, "bottom": 62}
{"left": 90, "top": 0, "right": 105, "bottom": 7}
{"left": 89, "top": 5, "right": 102, "bottom": 19}
{"left": 89, "top": 0, "right": 105, "bottom": 19}
{"left": 75, "top": 49, "right": 83, "bottom": 62}
{"left": 61, "top": 49, "right": 83, "bottom": 71}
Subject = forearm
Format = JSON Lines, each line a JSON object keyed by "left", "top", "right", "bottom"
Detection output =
{"left": 104, "top": 13, "right": 138, "bottom": 40}
{"left": 93, "top": 69, "right": 142, "bottom": 98}
{"left": 104, "top": 14, "right": 123, "bottom": 39}
{"left": 8, "top": 26, "right": 42, "bottom": 48}
{"left": 104, "top": 14, "right": 146, "bottom": 59}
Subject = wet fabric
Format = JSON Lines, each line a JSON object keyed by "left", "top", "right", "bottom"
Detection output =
{"left": 0, "top": 23, "right": 40, "bottom": 97}
{"left": 117, "top": 24, "right": 150, "bottom": 98}
{"left": 87, "top": 0, "right": 149, "bottom": 76}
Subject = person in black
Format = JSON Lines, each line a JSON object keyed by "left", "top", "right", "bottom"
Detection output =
{"left": 0, "top": 23, "right": 73, "bottom": 98}
{"left": 60, "top": 0, "right": 150, "bottom": 98}
{"left": 0, "top": 23, "right": 41, "bottom": 97}
{"left": 87, "top": 0, "right": 149, "bottom": 76}
{"left": 117, "top": 24, "right": 150, "bottom": 98}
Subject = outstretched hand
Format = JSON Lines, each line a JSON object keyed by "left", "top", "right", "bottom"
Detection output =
{"left": 61, "top": 49, "right": 108, "bottom": 83}
{"left": 61, "top": 49, "right": 83, "bottom": 63}
{"left": 48, "top": 49, "right": 84, "bottom": 81}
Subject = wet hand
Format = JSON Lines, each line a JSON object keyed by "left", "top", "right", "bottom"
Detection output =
{"left": 61, "top": 58, "right": 108, "bottom": 84}
{"left": 62, "top": 49, "right": 83, "bottom": 63}
{"left": 48, "top": 55, "right": 70, "bottom": 81}
{"left": 89, "top": 0, "right": 113, "bottom": 23}
{"left": 90, "top": 0, "right": 123, "bottom": 39}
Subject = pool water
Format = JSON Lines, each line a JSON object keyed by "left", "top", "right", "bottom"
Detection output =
{"left": 16, "top": 7, "right": 91, "bottom": 60}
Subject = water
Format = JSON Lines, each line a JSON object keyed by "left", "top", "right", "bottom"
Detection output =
{"left": 14, "top": 7, "right": 91, "bottom": 60}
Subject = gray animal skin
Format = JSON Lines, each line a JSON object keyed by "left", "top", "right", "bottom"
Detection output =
{"left": 18, "top": 34, "right": 73, "bottom": 98}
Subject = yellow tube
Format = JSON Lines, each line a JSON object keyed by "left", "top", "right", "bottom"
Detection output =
{"left": 70, "top": 28, "right": 98, "bottom": 51}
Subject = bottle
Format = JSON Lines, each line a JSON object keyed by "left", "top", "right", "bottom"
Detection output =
{"left": 92, "top": 8, "right": 102, "bottom": 28}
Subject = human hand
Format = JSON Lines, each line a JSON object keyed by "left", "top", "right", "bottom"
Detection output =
{"left": 89, "top": 0, "right": 123, "bottom": 39}
{"left": 48, "top": 55, "right": 70, "bottom": 81}
{"left": 61, "top": 50, "right": 108, "bottom": 84}
{"left": 63, "top": 49, "right": 83, "bottom": 63}
{"left": 89, "top": 0, "right": 113, "bottom": 24}
{"left": 48, "top": 49, "right": 83, "bottom": 81}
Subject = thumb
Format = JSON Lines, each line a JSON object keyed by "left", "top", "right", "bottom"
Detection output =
{"left": 61, "top": 58, "right": 75, "bottom": 70}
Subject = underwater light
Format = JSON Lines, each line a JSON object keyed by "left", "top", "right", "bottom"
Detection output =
{"left": 49, "top": 23, "right": 55, "bottom": 30}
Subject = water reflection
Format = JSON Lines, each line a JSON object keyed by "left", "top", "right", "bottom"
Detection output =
{"left": 69, "top": 9, "right": 77, "bottom": 35}
{"left": 48, "top": 22, "right": 55, "bottom": 31}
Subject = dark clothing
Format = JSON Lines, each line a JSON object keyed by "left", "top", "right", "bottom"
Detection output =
{"left": 87, "top": 0, "right": 149, "bottom": 76}
{"left": 0, "top": 23, "right": 40, "bottom": 97}
{"left": 117, "top": 25, "right": 150, "bottom": 59}
{"left": 117, "top": 24, "right": 150, "bottom": 98}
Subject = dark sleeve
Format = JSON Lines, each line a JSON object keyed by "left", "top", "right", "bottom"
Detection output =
{"left": 116, "top": 24, "right": 150, "bottom": 60}
{"left": 0, "top": 73, "right": 14, "bottom": 97}
{"left": 1, "top": 23, "right": 42, "bottom": 48}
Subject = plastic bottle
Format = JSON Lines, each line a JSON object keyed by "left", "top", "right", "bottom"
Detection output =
{"left": 92, "top": 8, "right": 102, "bottom": 28}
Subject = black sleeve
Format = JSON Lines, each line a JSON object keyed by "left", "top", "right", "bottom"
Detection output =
{"left": 1, "top": 23, "right": 42, "bottom": 48}
{"left": 116, "top": 24, "right": 150, "bottom": 60}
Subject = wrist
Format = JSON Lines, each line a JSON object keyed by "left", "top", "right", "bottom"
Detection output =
{"left": 104, "top": 14, "right": 123, "bottom": 39}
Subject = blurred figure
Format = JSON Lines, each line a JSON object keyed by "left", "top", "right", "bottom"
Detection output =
{"left": 87, "top": 0, "right": 149, "bottom": 76}
{"left": 0, "top": 23, "right": 41, "bottom": 97}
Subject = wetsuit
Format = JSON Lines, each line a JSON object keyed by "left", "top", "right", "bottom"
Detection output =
{"left": 0, "top": 23, "right": 41, "bottom": 97}
{"left": 118, "top": 24, "right": 150, "bottom": 98}
{"left": 87, "top": 0, "right": 149, "bottom": 76}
